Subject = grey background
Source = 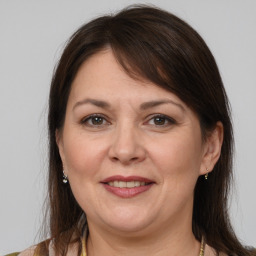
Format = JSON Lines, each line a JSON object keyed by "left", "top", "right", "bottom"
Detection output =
{"left": 0, "top": 0, "right": 255, "bottom": 254}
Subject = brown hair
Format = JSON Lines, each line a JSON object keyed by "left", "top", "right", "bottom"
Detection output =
{"left": 39, "top": 5, "right": 254, "bottom": 256}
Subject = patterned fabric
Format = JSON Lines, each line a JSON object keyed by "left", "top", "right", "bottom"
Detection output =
{"left": 5, "top": 231, "right": 255, "bottom": 256}
{"left": 81, "top": 231, "right": 87, "bottom": 256}
{"left": 4, "top": 253, "right": 20, "bottom": 256}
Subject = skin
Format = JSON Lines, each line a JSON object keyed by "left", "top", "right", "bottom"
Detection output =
{"left": 57, "top": 49, "right": 223, "bottom": 256}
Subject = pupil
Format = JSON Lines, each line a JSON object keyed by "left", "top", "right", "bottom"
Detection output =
{"left": 154, "top": 117, "right": 165, "bottom": 125}
{"left": 92, "top": 117, "right": 103, "bottom": 125}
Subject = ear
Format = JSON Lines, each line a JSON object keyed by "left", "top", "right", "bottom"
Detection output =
{"left": 199, "top": 121, "right": 224, "bottom": 175}
{"left": 55, "top": 129, "right": 67, "bottom": 172}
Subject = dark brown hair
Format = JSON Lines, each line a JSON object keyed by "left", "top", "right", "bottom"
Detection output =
{"left": 39, "top": 5, "right": 254, "bottom": 256}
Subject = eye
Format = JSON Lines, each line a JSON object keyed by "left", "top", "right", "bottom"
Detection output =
{"left": 147, "top": 114, "right": 176, "bottom": 127}
{"left": 81, "top": 114, "right": 109, "bottom": 127}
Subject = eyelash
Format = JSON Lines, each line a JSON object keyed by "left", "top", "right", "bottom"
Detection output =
{"left": 80, "top": 114, "right": 176, "bottom": 128}
{"left": 146, "top": 114, "right": 176, "bottom": 127}
{"left": 81, "top": 114, "right": 110, "bottom": 127}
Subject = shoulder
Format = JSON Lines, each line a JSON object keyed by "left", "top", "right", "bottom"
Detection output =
{"left": 205, "top": 244, "right": 256, "bottom": 256}
{"left": 4, "top": 238, "right": 82, "bottom": 256}
{"left": 5, "top": 246, "right": 37, "bottom": 256}
{"left": 246, "top": 246, "right": 256, "bottom": 255}
{"left": 205, "top": 244, "right": 227, "bottom": 256}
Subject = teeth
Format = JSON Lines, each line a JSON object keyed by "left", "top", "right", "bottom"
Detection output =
{"left": 119, "top": 181, "right": 126, "bottom": 188}
{"left": 127, "top": 181, "right": 134, "bottom": 188}
{"left": 107, "top": 181, "right": 148, "bottom": 188}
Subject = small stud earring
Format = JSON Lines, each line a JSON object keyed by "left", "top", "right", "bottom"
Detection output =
{"left": 63, "top": 170, "right": 68, "bottom": 184}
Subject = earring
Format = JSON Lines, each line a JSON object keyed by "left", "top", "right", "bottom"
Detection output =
{"left": 63, "top": 170, "right": 68, "bottom": 184}
{"left": 205, "top": 168, "right": 209, "bottom": 180}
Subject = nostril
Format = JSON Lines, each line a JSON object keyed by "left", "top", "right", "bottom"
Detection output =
{"left": 110, "top": 154, "right": 142, "bottom": 165}
{"left": 108, "top": 138, "right": 146, "bottom": 164}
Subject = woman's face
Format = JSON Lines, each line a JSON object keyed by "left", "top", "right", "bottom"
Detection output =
{"left": 57, "top": 49, "right": 218, "bottom": 235}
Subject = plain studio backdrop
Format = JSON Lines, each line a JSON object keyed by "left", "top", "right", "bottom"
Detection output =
{"left": 0, "top": 0, "right": 255, "bottom": 254}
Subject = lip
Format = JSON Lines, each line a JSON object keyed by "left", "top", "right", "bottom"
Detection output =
{"left": 101, "top": 175, "right": 155, "bottom": 198}
{"left": 101, "top": 175, "right": 154, "bottom": 183}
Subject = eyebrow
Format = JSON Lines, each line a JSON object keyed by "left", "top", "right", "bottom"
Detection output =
{"left": 73, "top": 98, "right": 185, "bottom": 111}
{"left": 73, "top": 98, "right": 111, "bottom": 110}
{"left": 140, "top": 99, "right": 185, "bottom": 111}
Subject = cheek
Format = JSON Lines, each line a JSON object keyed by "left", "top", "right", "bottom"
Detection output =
{"left": 149, "top": 131, "right": 203, "bottom": 186}
{"left": 62, "top": 131, "right": 109, "bottom": 179}
{"left": 62, "top": 134, "right": 106, "bottom": 204}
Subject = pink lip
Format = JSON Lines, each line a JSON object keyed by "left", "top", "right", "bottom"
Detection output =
{"left": 101, "top": 175, "right": 154, "bottom": 183}
{"left": 101, "top": 175, "right": 155, "bottom": 198}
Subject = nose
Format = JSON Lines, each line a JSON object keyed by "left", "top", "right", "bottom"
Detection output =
{"left": 108, "top": 123, "right": 146, "bottom": 165}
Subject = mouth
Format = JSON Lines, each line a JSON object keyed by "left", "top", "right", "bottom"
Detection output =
{"left": 107, "top": 180, "right": 151, "bottom": 188}
{"left": 101, "top": 176, "right": 155, "bottom": 198}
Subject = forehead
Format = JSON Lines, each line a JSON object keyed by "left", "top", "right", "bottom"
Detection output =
{"left": 69, "top": 49, "right": 184, "bottom": 106}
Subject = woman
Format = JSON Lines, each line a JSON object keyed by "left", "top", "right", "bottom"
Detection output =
{"left": 8, "top": 5, "right": 255, "bottom": 256}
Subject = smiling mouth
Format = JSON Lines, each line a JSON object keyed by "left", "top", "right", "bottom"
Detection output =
{"left": 107, "top": 181, "right": 151, "bottom": 188}
{"left": 101, "top": 176, "right": 154, "bottom": 198}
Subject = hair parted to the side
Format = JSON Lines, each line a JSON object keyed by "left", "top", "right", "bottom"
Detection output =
{"left": 38, "top": 4, "right": 254, "bottom": 256}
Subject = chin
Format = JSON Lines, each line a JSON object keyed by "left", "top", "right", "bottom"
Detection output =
{"left": 104, "top": 220, "right": 153, "bottom": 235}
{"left": 98, "top": 208, "right": 156, "bottom": 234}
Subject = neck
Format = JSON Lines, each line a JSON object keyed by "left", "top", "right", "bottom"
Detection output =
{"left": 86, "top": 218, "right": 201, "bottom": 256}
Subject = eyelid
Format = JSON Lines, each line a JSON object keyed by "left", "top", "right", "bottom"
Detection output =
{"left": 80, "top": 113, "right": 176, "bottom": 128}
{"left": 145, "top": 114, "right": 177, "bottom": 126}
{"left": 81, "top": 113, "right": 110, "bottom": 126}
